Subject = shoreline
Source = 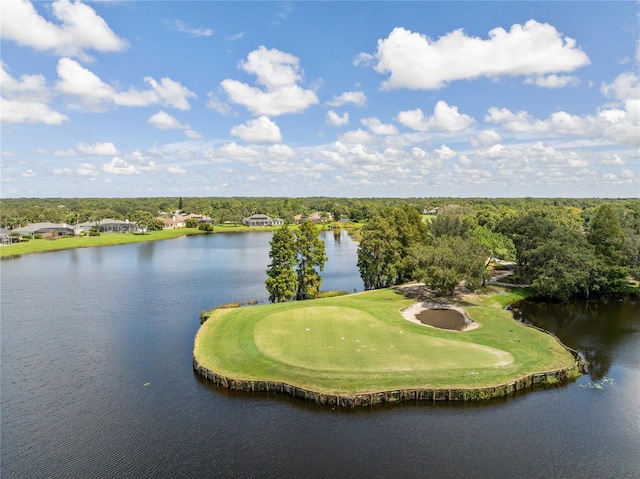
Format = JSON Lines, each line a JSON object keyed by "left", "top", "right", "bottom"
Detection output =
{"left": 193, "top": 288, "right": 587, "bottom": 408}
{"left": 193, "top": 350, "right": 586, "bottom": 408}
{"left": 0, "top": 225, "right": 280, "bottom": 259}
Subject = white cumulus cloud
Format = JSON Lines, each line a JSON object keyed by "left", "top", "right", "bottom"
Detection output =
{"left": 1, "top": 0, "right": 128, "bottom": 60}
{"left": 102, "top": 157, "right": 137, "bottom": 175}
{"left": 525, "top": 74, "right": 580, "bottom": 88}
{"left": 147, "top": 111, "right": 183, "bottom": 130}
{"left": 326, "top": 110, "right": 349, "bottom": 126}
{"left": 1, "top": 62, "right": 51, "bottom": 102}
{"left": 361, "top": 117, "right": 398, "bottom": 135}
{"left": 326, "top": 91, "right": 367, "bottom": 107}
{"left": 55, "top": 58, "right": 196, "bottom": 111}
{"left": 339, "top": 128, "right": 374, "bottom": 144}
{"left": 77, "top": 162, "right": 98, "bottom": 176}
{"left": 470, "top": 130, "right": 502, "bottom": 148}
{"left": 397, "top": 101, "right": 475, "bottom": 132}
{"left": 76, "top": 142, "right": 119, "bottom": 156}
{"left": 220, "top": 46, "right": 318, "bottom": 116}
{"left": 435, "top": 144, "right": 457, "bottom": 160}
{"left": 0, "top": 62, "right": 68, "bottom": 124}
{"left": 0, "top": 97, "right": 69, "bottom": 125}
{"left": 230, "top": 116, "right": 283, "bottom": 143}
{"left": 486, "top": 71, "right": 639, "bottom": 148}
{"left": 102, "top": 153, "right": 157, "bottom": 175}
{"left": 147, "top": 111, "right": 201, "bottom": 139}
{"left": 167, "top": 166, "right": 187, "bottom": 174}
{"left": 362, "top": 20, "right": 590, "bottom": 90}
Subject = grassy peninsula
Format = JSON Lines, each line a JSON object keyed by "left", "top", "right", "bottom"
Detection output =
{"left": 193, "top": 287, "right": 579, "bottom": 397}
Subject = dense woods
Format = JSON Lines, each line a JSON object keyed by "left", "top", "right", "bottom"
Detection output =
{"left": 2, "top": 196, "right": 638, "bottom": 300}
{"left": 355, "top": 199, "right": 639, "bottom": 300}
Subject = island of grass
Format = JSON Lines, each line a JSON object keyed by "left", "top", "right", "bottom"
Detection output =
{"left": 193, "top": 287, "right": 585, "bottom": 407}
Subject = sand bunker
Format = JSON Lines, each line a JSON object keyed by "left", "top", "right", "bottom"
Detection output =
{"left": 401, "top": 302, "right": 478, "bottom": 331}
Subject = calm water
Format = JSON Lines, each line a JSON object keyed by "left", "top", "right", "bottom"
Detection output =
{"left": 1, "top": 231, "right": 639, "bottom": 478}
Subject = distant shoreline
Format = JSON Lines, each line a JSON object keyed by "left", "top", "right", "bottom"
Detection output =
{"left": 0, "top": 225, "right": 280, "bottom": 259}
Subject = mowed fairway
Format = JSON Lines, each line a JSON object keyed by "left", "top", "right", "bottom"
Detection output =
{"left": 194, "top": 288, "right": 577, "bottom": 395}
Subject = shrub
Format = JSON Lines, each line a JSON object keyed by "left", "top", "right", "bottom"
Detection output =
{"left": 33, "top": 234, "right": 42, "bottom": 239}
{"left": 185, "top": 217, "right": 199, "bottom": 228}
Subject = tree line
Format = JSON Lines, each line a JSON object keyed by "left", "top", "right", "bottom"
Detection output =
{"left": 2, "top": 196, "right": 634, "bottom": 229}
{"left": 356, "top": 201, "right": 639, "bottom": 301}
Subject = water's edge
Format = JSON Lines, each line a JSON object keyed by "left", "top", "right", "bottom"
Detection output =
{"left": 193, "top": 304, "right": 588, "bottom": 408}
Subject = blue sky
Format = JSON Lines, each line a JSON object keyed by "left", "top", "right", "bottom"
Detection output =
{"left": 1, "top": 1, "right": 638, "bottom": 198}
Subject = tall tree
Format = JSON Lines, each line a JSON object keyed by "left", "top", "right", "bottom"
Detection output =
{"left": 587, "top": 204, "right": 629, "bottom": 292}
{"left": 430, "top": 205, "right": 476, "bottom": 238}
{"left": 387, "top": 205, "right": 430, "bottom": 282}
{"left": 294, "top": 220, "right": 327, "bottom": 300}
{"left": 528, "top": 226, "right": 594, "bottom": 300}
{"left": 410, "top": 236, "right": 488, "bottom": 295}
{"left": 357, "top": 206, "right": 429, "bottom": 290}
{"left": 499, "top": 213, "right": 557, "bottom": 277}
{"left": 357, "top": 215, "right": 402, "bottom": 290}
{"left": 588, "top": 204, "right": 626, "bottom": 264}
{"left": 472, "top": 225, "right": 516, "bottom": 266}
{"left": 265, "top": 225, "right": 298, "bottom": 303}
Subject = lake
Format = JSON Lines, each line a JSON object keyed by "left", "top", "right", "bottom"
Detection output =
{"left": 1, "top": 231, "right": 639, "bottom": 478}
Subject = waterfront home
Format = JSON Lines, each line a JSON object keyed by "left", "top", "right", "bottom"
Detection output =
{"left": 156, "top": 215, "right": 186, "bottom": 229}
{"left": 12, "top": 222, "right": 75, "bottom": 238}
{"left": 0, "top": 228, "right": 13, "bottom": 245}
{"left": 97, "top": 219, "right": 139, "bottom": 233}
{"left": 242, "top": 214, "right": 284, "bottom": 227}
{"left": 77, "top": 219, "right": 140, "bottom": 234}
{"left": 184, "top": 213, "right": 215, "bottom": 224}
{"left": 293, "top": 212, "right": 334, "bottom": 223}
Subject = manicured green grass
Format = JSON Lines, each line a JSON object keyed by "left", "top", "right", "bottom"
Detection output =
{"left": 0, "top": 229, "right": 202, "bottom": 257}
{"left": 194, "top": 287, "right": 577, "bottom": 395}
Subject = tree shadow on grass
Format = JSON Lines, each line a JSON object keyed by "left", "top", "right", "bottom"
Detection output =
{"left": 393, "top": 283, "right": 475, "bottom": 308}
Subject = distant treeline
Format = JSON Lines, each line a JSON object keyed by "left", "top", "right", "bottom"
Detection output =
{"left": 1, "top": 196, "right": 636, "bottom": 228}
{"left": 2, "top": 196, "right": 638, "bottom": 300}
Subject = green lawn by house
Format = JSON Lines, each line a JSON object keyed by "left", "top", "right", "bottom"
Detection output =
{"left": 0, "top": 224, "right": 288, "bottom": 258}
{"left": 0, "top": 228, "right": 204, "bottom": 257}
{"left": 194, "top": 287, "right": 578, "bottom": 396}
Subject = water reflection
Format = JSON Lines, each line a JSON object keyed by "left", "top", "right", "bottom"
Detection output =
{"left": 2, "top": 233, "right": 638, "bottom": 478}
{"left": 137, "top": 240, "right": 155, "bottom": 263}
{"left": 514, "top": 297, "right": 640, "bottom": 380}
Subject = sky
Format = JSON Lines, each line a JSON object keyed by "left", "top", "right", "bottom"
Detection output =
{"left": 1, "top": 1, "right": 639, "bottom": 199}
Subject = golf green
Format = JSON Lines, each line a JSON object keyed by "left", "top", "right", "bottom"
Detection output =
{"left": 194, "top": 288, "right": 579, "bottom": 396}
{"left": 254, "top": 306, "right": 513, "bottom": 372}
